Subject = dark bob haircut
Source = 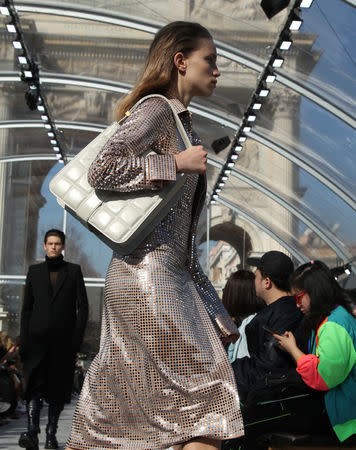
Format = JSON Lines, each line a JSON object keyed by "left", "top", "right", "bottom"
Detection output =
{"left": 222, "top": 270, "right": 265, "bottom": 320}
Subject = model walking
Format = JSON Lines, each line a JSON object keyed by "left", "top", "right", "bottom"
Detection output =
{"left": 66, "top": 21, "right": 243, "bottom": 450}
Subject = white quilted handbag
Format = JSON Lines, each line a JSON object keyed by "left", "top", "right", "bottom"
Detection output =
{"left": 49, "top": 95, "right": 190, "bottom": 255}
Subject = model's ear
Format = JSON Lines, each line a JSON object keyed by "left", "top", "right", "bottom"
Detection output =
{"left": 173, "top": 52, "right": 187, "bottom": 73}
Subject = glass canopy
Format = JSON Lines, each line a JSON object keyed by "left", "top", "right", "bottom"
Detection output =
{"left": 0, "top": 0, "right": 355, "bottom": 350}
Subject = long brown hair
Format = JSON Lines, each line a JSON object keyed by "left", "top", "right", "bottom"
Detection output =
{"left": 116, "top": 21, "right": 212, "bottom": 120}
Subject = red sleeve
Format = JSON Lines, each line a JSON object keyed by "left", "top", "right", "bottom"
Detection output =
{"left": 296, "top": 354, "right": 329, "bottom": 391}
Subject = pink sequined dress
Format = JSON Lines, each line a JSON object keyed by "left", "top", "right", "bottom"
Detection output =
{"left": 67, "top": 97, "right": 243, "bottom": 449}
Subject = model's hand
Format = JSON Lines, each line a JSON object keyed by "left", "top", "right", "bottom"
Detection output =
{"left": 174, "top": 146, "right": 207, "bottom": 174}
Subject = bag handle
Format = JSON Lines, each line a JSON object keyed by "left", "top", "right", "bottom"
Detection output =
{"left": 123, "top": 94, "right": 192, "bottom": 149}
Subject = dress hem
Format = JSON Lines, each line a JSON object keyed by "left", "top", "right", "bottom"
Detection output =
{"left": 67, "top": 430, "right": 245, "bottom": 450}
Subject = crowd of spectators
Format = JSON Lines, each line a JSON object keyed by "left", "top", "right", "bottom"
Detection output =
{"left": 0, "top": 332, "right": 25, "bottom": 423}
{"left": 221, "top": 252, "right": 356, "bottom": 449}
{"left": 1, "top": 251, "right": 355, "bottom": 449}
{"left": 0, "top": 330, "right": 86, "bottom": 427}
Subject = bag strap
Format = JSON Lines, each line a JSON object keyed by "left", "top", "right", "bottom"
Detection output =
{"left": 122, "top": 94, "right": 192, "bottom": 149}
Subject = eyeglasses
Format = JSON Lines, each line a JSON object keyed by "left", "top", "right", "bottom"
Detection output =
{"left": 294, "top": 291, "right": 306, "bottom": 305}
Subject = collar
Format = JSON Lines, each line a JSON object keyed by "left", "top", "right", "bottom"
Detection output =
{"left": 45, "top": 254, "right": 64, "bottom": 271}
{"left": 268, "top": 295, "right": 295, "bottom": 306}
{"left": 168, "top": 98, "right": 189, "bottom": 116}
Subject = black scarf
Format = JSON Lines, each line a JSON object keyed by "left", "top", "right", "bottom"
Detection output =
{"left": 45, "top": 254, "right": 64, "bottom": 272}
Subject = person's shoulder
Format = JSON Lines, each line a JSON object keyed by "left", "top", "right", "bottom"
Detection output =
{"left": 245, "top": 309, "right": 265, "bottom": 330}
{"left": 28, "top": 261, "right": 45, "bottom": 272}
{"left": 272, "top": 295, "right": 297, "bottom": 310}
{"left": 266, "top": 296, "right": 302, "bottom": 329}
{"left": 241, "top": 313, "right": 257, "bottom": 325}
{"left": 328, "top": 306, "right": 356, "bottom": 331}
{"left": 65, "top": 261, "right": 81, "bottom": 270}
{"left": 136, "top": 96, "right": 173, "bottom": 118}
{"left": 250, "top": 307, "right": 268, "bottom": 322}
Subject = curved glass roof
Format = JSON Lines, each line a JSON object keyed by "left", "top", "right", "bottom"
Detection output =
{"left": 0, "top": 0, "right": 355, "bottom": 278}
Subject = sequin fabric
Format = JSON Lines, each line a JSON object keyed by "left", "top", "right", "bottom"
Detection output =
{"left": 67, "top": 98, "right": 243, "bottom": 449}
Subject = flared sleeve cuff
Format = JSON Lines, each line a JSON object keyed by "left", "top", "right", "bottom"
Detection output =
{"left": 147, "top": 154, "right": 177, "bottom": 182}
{"left": 216, "top": 314, "right": 239, "bottom": 337}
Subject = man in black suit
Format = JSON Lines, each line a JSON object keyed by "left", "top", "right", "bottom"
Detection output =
{"left": 19, "top": 229, "right": 88, "bottom": 450}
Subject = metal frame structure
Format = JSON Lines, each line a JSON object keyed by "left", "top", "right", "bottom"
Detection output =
{"left": 0, "top": 274, "right": 105, "bottom": 287}
{"left": 217, "top": 197, "right": 309, "bottom": 264}
{"left": 14, "top": 1, "right": 356, "bottom": 130}
{"left": 1, "top": 73, "right": 355, "bottom": 212}
{"left": 0, "top": 2, "right": 354, "bottom": 267}
{"left": 0, "top": 149, "right": 348, "bottom": 261}
{"left": 209, "top": 156, "right": 350, "bottom": 260}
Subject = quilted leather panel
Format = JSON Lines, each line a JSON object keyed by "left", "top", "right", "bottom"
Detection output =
{"left": 52, "top": 178, "right": 71, "bottom": 197}
{"left": 50, "top": 122, "right": 120, "bottom": 218}
{"left": 88, "top": 188, "right": 167, "bottom": 242}
{"left": 66, "top": 165, "right": 83, "bottom": 182}
{"left": 77, "top": 193, "right": 102, "bottom": 221}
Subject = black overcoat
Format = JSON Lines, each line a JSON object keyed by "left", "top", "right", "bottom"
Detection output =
{"left": 20, "top": 260, "right": 88, "bottom": 403}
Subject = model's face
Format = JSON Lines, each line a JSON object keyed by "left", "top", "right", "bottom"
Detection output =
{"left": 44, "top": 236, "right": 64, "bottom": 258}
{"left": 292, "top": 289, "right": 311, "bottom": 315}
{"left": 184, "top": 38, "right": 220, "bottom": 98}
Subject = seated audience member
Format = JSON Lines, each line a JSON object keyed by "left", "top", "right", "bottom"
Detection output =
{"left": 0, "top": 331, "right": 7, "bottom": 359}
{"left": 275, "top": 260, "right": 356, "bottom": 443}
{"left": 222, "top": 270, "right": 265, "bottom": 362}
{"left": 232, "top": 251, "right": 303, "bottom": 396}
{"left": 0, "top": 334, "right": 24, "bottom": 418}
{"left": 344, "top": 288, "right": 356, "bottom": 318}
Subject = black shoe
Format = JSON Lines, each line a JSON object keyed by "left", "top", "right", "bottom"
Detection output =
{"left": 19, "top": 396, "right": 42, "bottom": 449}
{"left": 44, "top": 433, "right": 59, "bottom": 449}
{"left": 18, "top": 431, "right": 39, "bottom": 449}
{"left": 44, "top": 402, "right": 63, "bottom": 449}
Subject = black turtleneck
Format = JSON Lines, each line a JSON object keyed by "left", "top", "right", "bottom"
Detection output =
{"left": 46, "top": 254, "right": 64, "bottom": 290}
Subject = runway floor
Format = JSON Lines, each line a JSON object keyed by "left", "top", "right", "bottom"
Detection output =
{"left": 0, "top": 401, "right": 75, "bottom": 449}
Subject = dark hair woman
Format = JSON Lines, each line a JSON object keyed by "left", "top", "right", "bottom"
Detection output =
{"left": 274, "top": 261, "right": 356, "bottom": 443}
{"left": 66, "top": 22, "right": 243, "bottom": 450}
{"left": 222, "top": 270, "right": 265, "bottom": 362}
{"left": 222, "top": 270, "right": 265, "bottom": 321}
{"left": 344, "top": 288, "right": 356, "bottom": 319}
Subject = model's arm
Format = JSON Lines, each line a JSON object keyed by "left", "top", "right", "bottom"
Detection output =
{"left": 188, "top": 236, "right": 238, "bottom": 338}
{"left": 19, "top": 268, "right": 34, "bottom": 357}
{"left": 88, "top": 98, "right": 177, "bottom": 192}
{"left": 73, "top": 266, "right": 89, "bottom": 352}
